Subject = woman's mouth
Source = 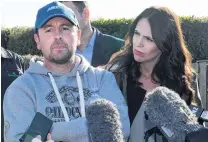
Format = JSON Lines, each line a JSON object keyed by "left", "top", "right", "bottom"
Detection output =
{"left": 134, "top": 49, "right": 144, "bottom": 55}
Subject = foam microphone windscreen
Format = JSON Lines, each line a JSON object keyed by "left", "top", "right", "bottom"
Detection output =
{"left": 86, "top": 98, "right": 124, "bottom": 142}
{"left": 144, "top": 86, "right": 202, "bottom": 142}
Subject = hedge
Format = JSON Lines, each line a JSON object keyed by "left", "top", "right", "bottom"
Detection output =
{"left": 1, "top": 17, "right": 208, "bottom": 62}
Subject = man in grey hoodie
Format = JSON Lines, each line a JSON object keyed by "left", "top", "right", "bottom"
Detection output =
{"left": 3, "top": 1, "right": 130, "bottom": 142}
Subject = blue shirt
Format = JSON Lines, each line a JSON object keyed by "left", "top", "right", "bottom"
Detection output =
{"left": 76, "top": 30, "right": 96, "bottom": 64}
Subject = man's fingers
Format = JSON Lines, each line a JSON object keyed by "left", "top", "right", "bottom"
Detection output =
{"left": 31, "top": 135, "right": 42, "bottom": 142}
{"left": 47, "top": 133, "right": 52, "bottom": 140}
{"left": 31, "top": 134, "right": 54, "bottom": 142}
{"left": 46, "top": 133, "right": 54, "bottom": 142}
{"left": 36, "top": 135, "right": 41, "bottom": 140}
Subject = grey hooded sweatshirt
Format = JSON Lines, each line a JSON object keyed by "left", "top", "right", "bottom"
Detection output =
{"left": 3, "top": 55, "right": 130, "bottom": 142}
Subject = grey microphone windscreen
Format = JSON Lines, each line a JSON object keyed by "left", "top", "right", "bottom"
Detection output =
{"left": 86, "top": 99, "right": 124, "bottom": 142}
{"left": 144, "top": 86, "right": 202, "bottom": 142}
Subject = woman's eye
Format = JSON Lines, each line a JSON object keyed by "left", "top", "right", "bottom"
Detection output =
{"left": 146, "top": 37, "right": 153, "bottom": 42}
{"left": 134, "top": 31, "right": 140, "bottom": 36}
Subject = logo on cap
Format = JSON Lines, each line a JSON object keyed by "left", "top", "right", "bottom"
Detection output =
{"left": 47, "top": 5, "right": 62, "bottom": 12}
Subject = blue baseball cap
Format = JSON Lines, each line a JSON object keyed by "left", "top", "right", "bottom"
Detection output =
{"left": 34, "top": 1, "right": 79, "bottom": 32}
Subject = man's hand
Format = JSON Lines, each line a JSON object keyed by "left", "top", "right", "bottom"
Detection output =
{"left": 32, "top": 133, "right": 54, "bottom": 142}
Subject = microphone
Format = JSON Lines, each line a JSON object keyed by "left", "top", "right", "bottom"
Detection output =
{"left": 86, "top": 98, "right": 124, "bottom": 142}
{"left": 189, "top": 104, "right": 208, "bottom": 122}
{"left": 143, "top": 86, "right": 202, "bottom": 142}
{"left": 185, "top": 127, "right": 208, "bottom": 142}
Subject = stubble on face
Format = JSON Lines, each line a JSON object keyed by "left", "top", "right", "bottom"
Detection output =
{"left": 47, "top": 39, "right": 74, "bottom": 65}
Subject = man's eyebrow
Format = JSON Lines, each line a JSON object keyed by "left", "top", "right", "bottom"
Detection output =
{"left": 42, "top": 24, "right": 52, "bottom": 29}
{"left": 61, "top": 23, "right": 74, "bottom": 27}
{"left": 42, "top": 23, "right": 73, "bottom": 28}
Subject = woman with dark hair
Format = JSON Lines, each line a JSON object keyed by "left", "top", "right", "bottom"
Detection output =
{"left": 106, "top": 6, "right": 203, "bottom": 141}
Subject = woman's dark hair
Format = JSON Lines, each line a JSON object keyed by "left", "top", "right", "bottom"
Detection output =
{"left": 107, "top": 6, "right": 195, "bottom": 105}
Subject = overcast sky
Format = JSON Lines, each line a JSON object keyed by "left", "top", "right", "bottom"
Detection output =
{"left": 1, "top": 0, "right": 208, "bottom": 27}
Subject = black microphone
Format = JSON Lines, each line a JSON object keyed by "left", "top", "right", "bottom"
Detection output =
{"left": 86, "top": 98, "right": 124, "bottom": 142}
{"left": 144, "top": 86, "right": 202, "bottom": 142}
{"left": 185, "top": 127, "right": 208, "bottom": 142}
{"left": 189, "top": 104, "right": 208, "bottom": 122}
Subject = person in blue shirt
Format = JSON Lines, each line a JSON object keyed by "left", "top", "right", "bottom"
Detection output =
{"left": 60, "top": 1, "right": 124, "bottom": 67}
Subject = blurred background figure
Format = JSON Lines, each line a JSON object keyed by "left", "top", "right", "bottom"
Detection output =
{"left": 61, "top": 1, "right": 124, "bottom": 67}
{"left": 1, "top": 46, "right": 29, "bottom": 142}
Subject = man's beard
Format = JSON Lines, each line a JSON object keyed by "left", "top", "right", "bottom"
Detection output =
{"left": 47, "top": 40, "right": 74, "bottom": 64}
{"left": 48, "top": 49, "right": 73, "bottom": 64}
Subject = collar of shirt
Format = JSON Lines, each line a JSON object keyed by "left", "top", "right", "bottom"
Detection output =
{"left": 76, "top": 30, "right": 97, "bottom": 64}
{"left": 87, "top": 29, "right": 96, "bottom": 49}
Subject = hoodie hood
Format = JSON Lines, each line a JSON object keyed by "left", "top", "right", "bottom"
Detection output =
{"left": 26, "top": 54, "right": 90, "bottom": 77}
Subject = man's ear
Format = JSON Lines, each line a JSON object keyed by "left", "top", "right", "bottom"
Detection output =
{"left": 83, "top": 8, "right": 90, "bottom": 20}
{"left": 34, "top": 34, "right": 41, "bottom": 50}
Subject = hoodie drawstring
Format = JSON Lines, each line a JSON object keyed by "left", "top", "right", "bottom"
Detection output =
{"left": 48, "top": 71, "right": 86, "bottom": 122}
{"left": 48, "top": 72, "right": 70, "bottom": 122}
{"left": 76, "top": 71, "right": 86, "bottom": 118}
